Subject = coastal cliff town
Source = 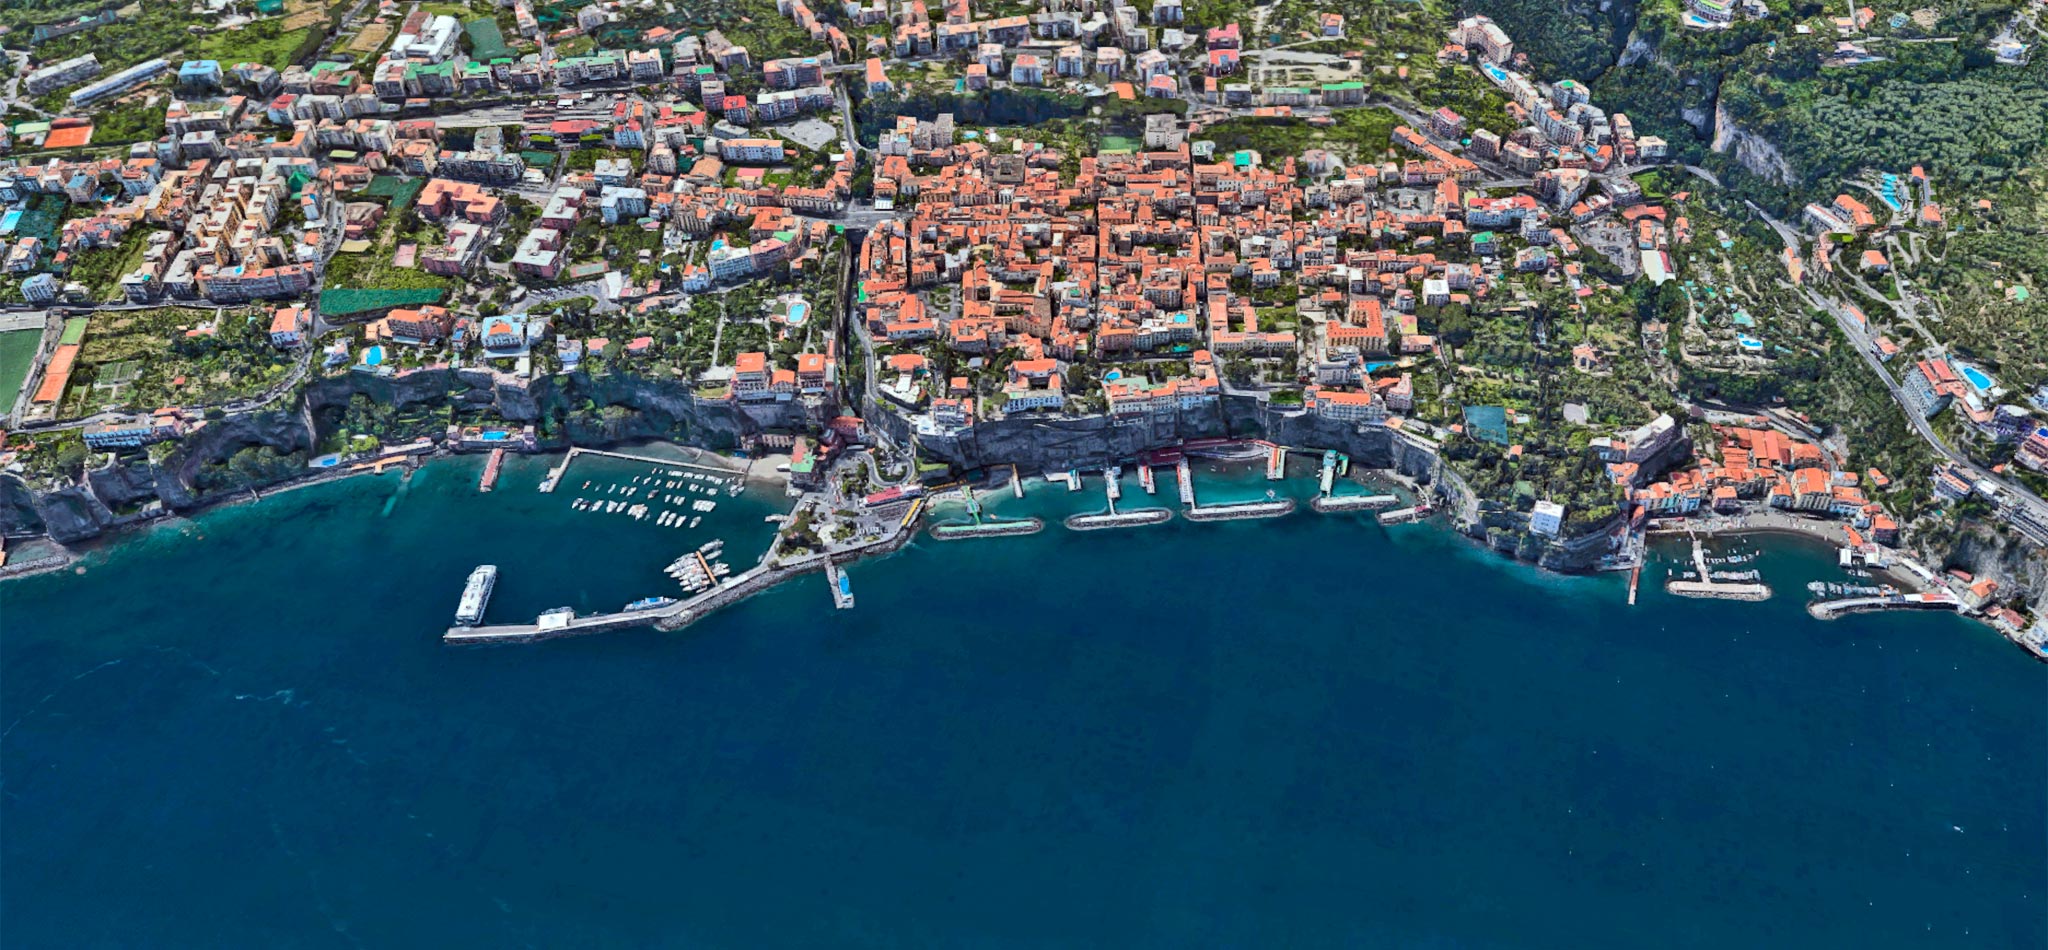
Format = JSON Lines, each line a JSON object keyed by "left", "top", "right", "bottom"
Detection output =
{"left": 0, "top": 0, "right": 2043, "bottom": 645}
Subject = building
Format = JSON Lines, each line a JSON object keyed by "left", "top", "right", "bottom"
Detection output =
{"left": 25, "top": 54, "right": 100, "bottom": 96}
{"left": 269, "top": 306, "right": 311, "bottom": 347}
{"left": 1904, "top": 359, "right": 1959, "bottom": 418}
{"left": 81, "top": 412, "right": 181, "bottom": 450}
{"left": 19, "top": 272, "right": 58, "bottom": 304}
{"left": 1530, "top": 500, "right": 1565, "bottom": 536}
{"left": 69, "top": 59, "right": 170, "bottom": 108}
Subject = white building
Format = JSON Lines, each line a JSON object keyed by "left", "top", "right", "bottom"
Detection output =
{"left": 1530, "top": 500, "right": 1565, "bottom": 536}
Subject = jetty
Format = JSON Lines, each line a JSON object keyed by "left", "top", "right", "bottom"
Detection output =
{"left": 1319, "top": 450, "right": 1337, "bottom": 495}
{"left": 1139, "top": 462, "right": 1156, "bottom": 495}
{"left": 1266, "top": 444, "right": 1286, "bottom": 480}
{"left": 1065, "top": 509, "right": 1173, "bottom": 530}
{"left": 1808, "top": 590, "right": 1960, "bottom": 620}
{"left": 1104, "top": 466, "right": 1121, "bottom": 506}
{"left": 1010, "top": 465, "right": 1024, "bottom": 499}
{"left": 1378, "top": 505, "right": 1427, "bottom": 524}
{"left": 1066, "top": 468, "right": 1083, "bottom": 492}
{"left": 1310, "top": 493, "right": 1400, "bottom": 514}
{"left": 1666, "top": 538, "right": 1772, "bottom": 601}
{"left": 478, "top": 448, "right": 504, "bottom": 492}
{"left": 1185, "top": 498, "right": 1296, "bottom": 522}
{"left": 1176, "top": 458, "right": 1195, "bottom": 507}
{"left": 930, "top": 518, "right": 1045, "bottom": 539}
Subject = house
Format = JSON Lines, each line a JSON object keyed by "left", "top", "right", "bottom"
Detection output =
{"left": 269, "top": 306, "right": 311, "bottom": 347}
{"left": 1530, "top": 500, "right": 1564, "bottom": 536}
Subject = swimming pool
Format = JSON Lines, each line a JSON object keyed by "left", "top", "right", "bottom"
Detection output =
{"left": 1737, "top": 334, "right": 1764, "bottom": 352}
{"left": 1961, "top": 365, "right": 1994, "bottom": 393}
{"left": 787, "top": 301, "right": 809, "bottom": 325}
{"left": 361, "top": 345, "right": 386, "bottom": 366}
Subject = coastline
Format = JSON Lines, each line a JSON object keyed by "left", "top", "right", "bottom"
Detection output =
{"left": 7, "top": 439, "right": 2022, "bottom": 656}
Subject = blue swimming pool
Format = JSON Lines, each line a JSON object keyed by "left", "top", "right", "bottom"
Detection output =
{"left": 1737, "top": 334, "right": 1764, "bottom": 351}
{"left": 361, "top": 345, "right": 386, "bottom": 366}
{"left": 787, "top": 301, "right": 809, "bottom": 325}
{"left": 1961, "top": 365, "right": 1994, "bottom": 392}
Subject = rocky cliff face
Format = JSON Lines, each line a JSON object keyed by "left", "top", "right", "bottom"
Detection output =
{"left": 1921, "top": 524, "right": 2048, "bottom": 614}
{"left": 1711, "top": 92, "right": 1794, "bottom": 185}
{"left": 1, "top": 369, "right": 807, "bottom": 545}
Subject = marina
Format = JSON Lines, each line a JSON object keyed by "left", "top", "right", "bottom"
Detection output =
{"left": 1665, "top": 538, "right": 1773, "bottom": 601}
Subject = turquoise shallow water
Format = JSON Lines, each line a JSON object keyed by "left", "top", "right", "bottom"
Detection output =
{"left": 3, "top": 454, "right": 2043, "bottom": 946}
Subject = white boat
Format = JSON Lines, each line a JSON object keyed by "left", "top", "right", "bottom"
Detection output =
{"left": 689, "top": 516, "right": 701, "bottom": 528}
{"left": 454, "top": 565, "right": 498, "bottom": 626}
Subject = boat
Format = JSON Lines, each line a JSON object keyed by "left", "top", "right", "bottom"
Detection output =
{"left": 688, "top": 516, "right": 701, "bottom": 528}
{"left": 699, "top": 539, "right": 725, "bottom": 555}
{"left": 624, "top": 596, "right": 678, "bottom": 612}
{"left": 454, "top": 565, "right": 498, "bottom": 626}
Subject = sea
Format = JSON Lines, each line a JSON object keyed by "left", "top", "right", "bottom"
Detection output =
{"left": 2, "top": 448, "right": 2042, "bottom": 947}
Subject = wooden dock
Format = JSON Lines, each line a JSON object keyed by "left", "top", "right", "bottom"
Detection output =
{"left": 478, "top": 447, "right": 504, "bottom": 492}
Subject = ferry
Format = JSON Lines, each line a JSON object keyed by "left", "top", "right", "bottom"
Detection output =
{"left": 454, "top": 565, "right": 498, "bottom": 626}
{"left": 623, "top": 596, "right": 678, "bottom": 612}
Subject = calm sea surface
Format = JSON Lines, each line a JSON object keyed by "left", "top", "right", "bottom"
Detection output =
{"left": 3, "top": 453, "right": 2042, "bottom": 946}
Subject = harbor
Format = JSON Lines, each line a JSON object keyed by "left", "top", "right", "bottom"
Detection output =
{"left": 1664, "top": 537, "right": 1773, "bottom": 601}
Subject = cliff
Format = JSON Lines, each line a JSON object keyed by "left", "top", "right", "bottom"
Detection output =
{"left": 1, "top": 368, "right": 813, "bottom": 545}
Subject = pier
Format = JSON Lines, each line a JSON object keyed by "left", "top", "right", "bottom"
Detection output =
{"left": 1066, "top": 468, "right": 1083, "bottom": 492}
{"left": 1184, "top": 498, "right": 1297, "bottom": 522}
{"left": 1808, "top": 590, "right": 1960, "bottom": 620}
{"left": 478, "top": 448, "right": 504, "bottom": 492}
{"left": 1138, "top": 462, "right": 1156, "bottom": 495}
{"left": 1065, "top": 509, "right": 1173, "bottom": 530}
{"left": 1318, "top": 450, "right": 1337, "bottom": 496}
{"left": 1104, "top": 466, "right": 1121, "bottom": 507}
{"left": 1266, "top": 444, "right": 1286, "bottom": 480}
{"left": 1310, "top": 493, "right": 1400, "bottom": 513}
{"left": 1377, "top": 505, "right": 1432, "bottom": 524}
{"left": 1011, "top": 465, "right": 1024, "bottom": 499}
{"left": 1176, "top": 458, "right": 1195, "bottom": 507}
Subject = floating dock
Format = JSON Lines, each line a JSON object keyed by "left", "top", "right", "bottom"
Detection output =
{"left": 479, "top": 447, "right": 504, "bottom": 492}
{"left": 1065, "top": 509, "right": 1173, "bottom": 530}
{"left": 1184, "top": 498, "right": 1296, "bottom": 522}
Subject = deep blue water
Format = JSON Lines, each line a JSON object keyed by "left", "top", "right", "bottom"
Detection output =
{"left": 3, "top": 455, "right": 2042, "bottom": 947}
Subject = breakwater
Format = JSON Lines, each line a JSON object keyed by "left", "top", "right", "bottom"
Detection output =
{"left": 1184, "top": 499, "right": 1297, "bottom": 522}
{"left": 1064, "top": 509, "right": 1173, "bottom": 530}
{"left": 929, "top": 518, "right": 1045, "bottom": 540}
